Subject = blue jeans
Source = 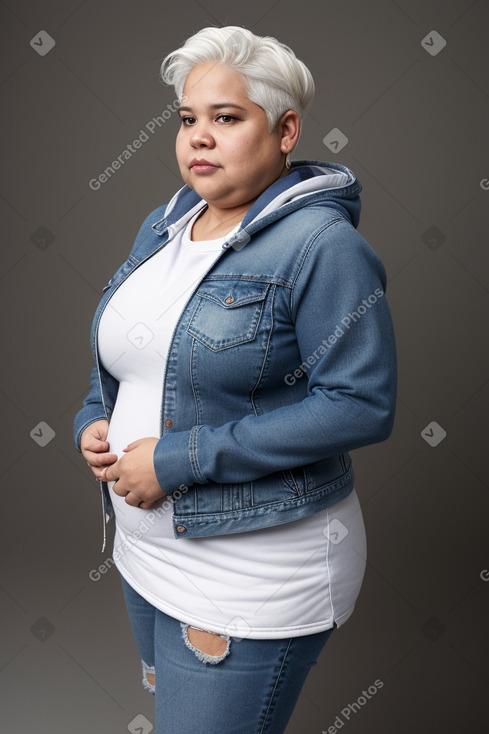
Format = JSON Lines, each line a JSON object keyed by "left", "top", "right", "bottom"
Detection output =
{"left": 120, "top": 574, "right": 335, "bottom": 733}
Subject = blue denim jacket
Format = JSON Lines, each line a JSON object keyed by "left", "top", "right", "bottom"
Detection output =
{"left": 73, "top": 161, "right": 397, "bottom": 543}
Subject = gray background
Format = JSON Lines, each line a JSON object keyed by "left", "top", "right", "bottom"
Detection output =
{"left": 1, "top": 0, "right": 488, "bottom": 732}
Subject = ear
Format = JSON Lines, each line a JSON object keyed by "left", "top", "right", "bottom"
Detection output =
{"left": 278, "top": 109, "right": 301, "bottom": 155}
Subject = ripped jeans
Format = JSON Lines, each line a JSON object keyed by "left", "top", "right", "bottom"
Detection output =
{"left": 120, "top": 575, "right": 335, "bottom": 733}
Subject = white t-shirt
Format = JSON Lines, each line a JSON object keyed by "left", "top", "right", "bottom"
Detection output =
{"left": 98, "top": 211, "right": 367, "bottom": 639}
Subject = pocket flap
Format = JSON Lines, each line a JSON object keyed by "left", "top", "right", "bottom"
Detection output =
{"left": 196, "top": 280, "right": 269, "bottom": 308}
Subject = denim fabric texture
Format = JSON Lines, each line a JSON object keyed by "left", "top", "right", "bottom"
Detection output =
{"left": 73, "top": 161, "right": 397, "bottom": 541}
{"left": 120, "top": 574, "right": 335, "bottom": 733}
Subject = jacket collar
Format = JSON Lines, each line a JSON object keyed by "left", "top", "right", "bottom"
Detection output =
{"left": 151, "top": 160, "right": 362, "bottom": 240}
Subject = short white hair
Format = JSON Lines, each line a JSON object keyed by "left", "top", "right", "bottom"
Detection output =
{"left": 160, "top": 26, "right": 315, "bottom": 133}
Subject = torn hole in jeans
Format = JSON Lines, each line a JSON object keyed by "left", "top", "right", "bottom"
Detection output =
{"left": 180, "top": 623, "right": 231, "bottom": 664}
{"left": 141, "top": 659, "right": 155, "bottom": 694}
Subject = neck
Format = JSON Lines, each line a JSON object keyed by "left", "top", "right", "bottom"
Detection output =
{"left": 191, "top": 165, "right": 291, "bottom": 241}
{"left": 191, "top": 202, "right": 251, "bottom": 241}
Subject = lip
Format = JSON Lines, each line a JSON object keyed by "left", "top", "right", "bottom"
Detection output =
{"left": 190, "top": 158, "right": 220, "bottom": 173}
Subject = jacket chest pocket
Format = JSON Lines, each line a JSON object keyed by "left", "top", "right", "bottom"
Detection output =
{"left": 187, "top": 281, "right": 270, "bottom": 351}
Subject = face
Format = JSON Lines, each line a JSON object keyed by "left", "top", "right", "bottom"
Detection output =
{"left": 176, "top": 62, "right": 289, "bottom": 214}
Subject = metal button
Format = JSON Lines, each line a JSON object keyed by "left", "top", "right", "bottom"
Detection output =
{"left": 165, "top": 419, "right": 173, "bottom": 429}
{"left": 176, "top": 525, "right": 186, "bottom": 533}
{"left": 225, "top": 296, "right": 234, "bottom": 304}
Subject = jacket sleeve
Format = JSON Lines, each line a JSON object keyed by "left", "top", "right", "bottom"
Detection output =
{"left": 153, "top": 218, "right": 397, "bottom": 492}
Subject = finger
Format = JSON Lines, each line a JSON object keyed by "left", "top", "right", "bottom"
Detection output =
{"left": 90, "top": 452, "right": 118, "bottom": 467}
{"left": 122, "top": 440, "right": 139, "bottom": 452}
{"left": 111, "top": 480, "right": 131, "bottom": 498}
{"left": 84, "top": 438, "right": 110, "bottom": 452}
{"left": 93, "top": 466, "right": 109, "bottom": 481}
{"left": 86, "top": 461, "right": 106, "bottom": 480}
{"left": 85, "top": 456, "right": 106, "bottom": 478}
{"left": 82, "top": 449, "right": 115, "bottom": 467}
{"left": 101, "top": 464, "right": 118, "bottom": 482}
{"left": 124, "top": 493, "right": 143, "bottom": 507}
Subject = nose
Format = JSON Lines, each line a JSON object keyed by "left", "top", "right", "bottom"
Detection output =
{"left": 190, "top": 121, "right": 215, "bottom": 149}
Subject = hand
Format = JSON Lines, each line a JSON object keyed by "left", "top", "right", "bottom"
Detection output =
{"left": 81, "top": 420, "right": 118, "bottom": 480}
{"left": 101, "top": 437, "right": 165, "bottom": 509}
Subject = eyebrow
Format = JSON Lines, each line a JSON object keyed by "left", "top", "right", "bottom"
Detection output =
{"left": 178, "top": 103, "right": 248, "bottom": 112}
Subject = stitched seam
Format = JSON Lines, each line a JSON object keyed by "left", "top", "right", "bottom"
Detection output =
{"left": 250, "top": 284, "right": 275, "bottom": 416}
{"left": 289, "top": 217, "right": 345, "bottom": 318}
{"left": 325, "top": 506, "right": 336, "bottom": 622}
{"left": 258, "top": 638, "right": 293, "bottom": 733}
{"left": 188, "top": 425, "right": 204, "bottom": 483}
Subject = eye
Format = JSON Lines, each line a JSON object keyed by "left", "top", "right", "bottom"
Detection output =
{"left": 216, "top": 114, "right": 237, "bottom": 123}
{"left": 180, "top": 115, "right": 196, "bottom": 125}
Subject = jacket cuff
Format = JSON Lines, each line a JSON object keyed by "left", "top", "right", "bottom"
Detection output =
{"left": 153, "top": 426, "right": 206, "bottom": 492}
{"left": 73, "top": 410, "right": 108, "bottom": 451}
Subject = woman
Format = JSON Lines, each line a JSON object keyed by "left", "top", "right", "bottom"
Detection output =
{"left": 74, "top": 26, "right": 397, "bottom": 733}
